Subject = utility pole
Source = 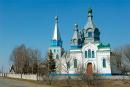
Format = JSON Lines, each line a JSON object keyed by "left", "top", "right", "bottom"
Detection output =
{"left": 36, "top": 58, "right": 39, "bottom": 81}
{"left": 21, "top": 56, "right": 23, "bottom": 79}
{"left": 2, "top": 65, "right": 3, "bottom": 77}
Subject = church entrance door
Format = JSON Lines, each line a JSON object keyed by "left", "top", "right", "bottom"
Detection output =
{"left": 86, "top": 63, "right": 93, "bottom": 76}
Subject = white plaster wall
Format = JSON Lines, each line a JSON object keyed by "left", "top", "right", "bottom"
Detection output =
{"left": 7, "top": 74, "right": 37, "bottom": 80}
{"left": 97, "top": 49, "right": 111, "bottom": 74}
{"left": 69, "top": 50, "right": 82, "bottom": 74}
{"left": 59, "top": 49, "right": 82, "bottom": 74}
{"left": 82, "top": 43, "right": 99, "bottom": 73}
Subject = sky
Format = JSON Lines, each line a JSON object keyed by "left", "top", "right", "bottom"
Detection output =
{"left": 0, "top": 0, "right": 130, "bottom": 71}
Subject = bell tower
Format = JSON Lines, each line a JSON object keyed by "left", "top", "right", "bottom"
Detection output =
{"left": 49, "top": 16, "right": 63, "bottom": 59}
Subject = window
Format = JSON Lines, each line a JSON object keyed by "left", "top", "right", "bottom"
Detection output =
{"left": 73, "top": 39, "right": 77, "bottom": 43}
{"left": 92, "top": 51, "right": 95, "bottom": 58}
{"left": 67, "top": 62, "right": 70, "bottom": 69}
{"left": 85, "top": 51, "right": 87, "bottom": 58}
{"left": 56, "top": 54, "right": 59, "bottom": 59}
{"left": 49, "top": 49, "right": 52, "bottom": 53}
{"left": 88, "top": 32, "right": 92, "bottom": 37}
{"left": 54, "top": 49, "right": 56, "bottom": 53}
{"left": 88, "top": 49, "right": 91, "bottom": 58}
{"left": 74, "top": 59, "right": 77, "bottom": 68}
{"left": 103, "top": 59, "right": 106, "bottom": 68}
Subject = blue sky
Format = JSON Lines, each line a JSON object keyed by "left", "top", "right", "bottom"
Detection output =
{"left": 0, "top": 0, "right": 130, "bottom": 71}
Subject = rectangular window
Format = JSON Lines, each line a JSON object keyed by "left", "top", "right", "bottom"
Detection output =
{"left": 85, "top": 51, "right": 87, "bottom": 58}
{"left": 88, "top": 32, "right": 92, "bottom": 37}
{"left": 74, "top": 59, "right": 77, "bottom": 68}
{"left": 92, "top": 51, "right": 95, "bottom": 58}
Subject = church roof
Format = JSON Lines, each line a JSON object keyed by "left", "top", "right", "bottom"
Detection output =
{"left": 52, "top": 16, "right": 61, "bottom": 40}
{"left": 84, "top": 8, "right": 96, "bottom": 29}
{"left": 98, "top": 43, "right": 110, "bottom": 49}
{"left": 72, "top": 24, "right": 80, "bottom": 40}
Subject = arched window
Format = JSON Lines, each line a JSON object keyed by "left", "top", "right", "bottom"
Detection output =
{"left": 88, "top": 49, "right": 91, "bottom": 58}
{"left": 85, "top": 51, "right": 87, "bottom": 58}
{"left": 67, "top": 62, "right": 70, "bottom": 69}
{"left": 103, "top": 59, "right": 106, "bottom": 68}
{"left": 56, "top": 54, "right": 59, "bottom": 59}
{"left": 54, "top": 49, "right": 56, "bottom": 53}
{"left": 74, "top": 59, "right": 77, "bottom": 68}
{"left": 92, "top": 51, "right": 95, "bottom": 58}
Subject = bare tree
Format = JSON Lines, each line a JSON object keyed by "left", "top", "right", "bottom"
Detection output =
{"left": 123, "top": 44, "right": 130, "bottom": 62}
{"left": 62, "top": 52, "right": 72, "bottom": 87}
{"left": 10, "top": 44, "right": 27, "bottom": 74}
{"left": 10, "top": 44, "right": 41, "bottom": 75}
{"left": 111, "top": 45, "right": 130, "bottom": 75}
{"left": 111, "top": 48, "right": 122, "bottom": 74}
{"left": 38, "top": 59, "right": 49, "bottom": 79}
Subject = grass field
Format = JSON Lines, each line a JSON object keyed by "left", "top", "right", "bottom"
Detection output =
{"left": 39, "top": 79, "right": 130, "bottom": 87}
{"left": 1, "top": 77, "right": 130, "bottom": 87}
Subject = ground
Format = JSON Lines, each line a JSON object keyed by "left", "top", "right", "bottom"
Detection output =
{"left": 0, "top": 77, "right": 130, "bottom": 87}
{"left": 0, "top": 77, "right": 51, "bottom": 87}
{"left": 97, "top": 79, "right": 130, "bottom": 87}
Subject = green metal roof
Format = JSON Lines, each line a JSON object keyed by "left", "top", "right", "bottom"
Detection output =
{"left": 98, "top": 43, "right": 110, "bottom": 48}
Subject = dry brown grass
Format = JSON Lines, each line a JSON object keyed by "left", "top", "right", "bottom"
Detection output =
{"left": 2, "top": 77, "right": 130, "bottom": 87}
{"left": 40, "top": 79, "right": 130, "bottom": 87}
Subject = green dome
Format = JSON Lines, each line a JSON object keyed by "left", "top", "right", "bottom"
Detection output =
{"left": 88, "top": 7, "right": 92, "bottom": 13}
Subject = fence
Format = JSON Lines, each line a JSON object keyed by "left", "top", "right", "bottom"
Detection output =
{"left": 0, "top": 73, "right": 130, "bottom": 80}
{"left": 98, "top": 76, "right": 130, "bottom": 80}
{"left": 0, "top": 73, "right": 38, "bottom": 80}
{"left": 7, "top": 73, "right": 38, "bottom": 80}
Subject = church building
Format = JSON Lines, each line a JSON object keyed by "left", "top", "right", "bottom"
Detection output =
{"left": 49, "top": 8, "right": 111, "bottom": 76}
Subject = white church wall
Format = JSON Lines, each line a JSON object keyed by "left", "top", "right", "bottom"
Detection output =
{"left": 82, "top": 43, "right": 99, "bottom": 52}
{"left": 81, "top": 43, "right": 99, "bottom": 73}
{"left": 57, "top": 44, "right": 112, "bottom": 76}
{"left": 49, "top": 47, "right": 62, "bottom": 59}
{"left": 59, "top": 49, "right": 82, "bottom": 74}
{"left": 97, "top": 50, "right": 111, "bottom": 75}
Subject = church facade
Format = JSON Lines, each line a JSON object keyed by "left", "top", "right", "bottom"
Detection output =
{"left": 49, "top": 8, "right": 111, "bottom": 76}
